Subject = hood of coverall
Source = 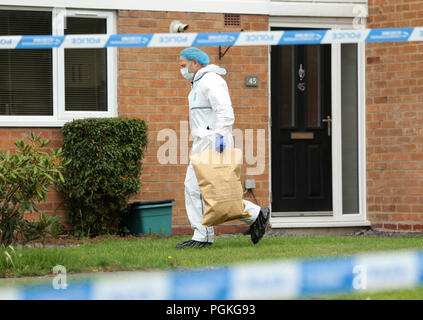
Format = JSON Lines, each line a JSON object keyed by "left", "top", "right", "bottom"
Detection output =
{"left": 193, "top": 64, "right": 227, "bottom": 82}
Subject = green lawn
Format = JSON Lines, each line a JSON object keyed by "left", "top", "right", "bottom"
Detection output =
{"left": 2, "top": 234, "right": 423, "bottom": 277}
{"left": 1, "top": 234, "right": 423, "bottom": 299}
{"left": 326, "top": 286, "right": 423, "bottom": 300}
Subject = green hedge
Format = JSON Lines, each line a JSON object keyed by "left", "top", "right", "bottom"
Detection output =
{"left": 58, "top": 118, "right": 148, "bottom": 236}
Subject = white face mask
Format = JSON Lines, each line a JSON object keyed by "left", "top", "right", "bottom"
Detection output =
{"left": 180, "top": 67, "right": 194, "bottom": 80}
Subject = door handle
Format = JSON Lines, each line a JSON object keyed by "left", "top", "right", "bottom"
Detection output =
{"left": 322, "top": 115, "right": 331, "bottom": 136}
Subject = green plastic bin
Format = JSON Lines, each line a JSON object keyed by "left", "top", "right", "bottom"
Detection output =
{"left": 125, "top": 199, "right": 174, "bottom": 236}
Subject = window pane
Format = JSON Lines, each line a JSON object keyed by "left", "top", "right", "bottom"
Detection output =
{"left": 279, "top": 46, "right": 294, "bottom": 127}
{"left": 306, "top": 45, "right": 320, "bottom": 127}
{"left": 65, "top": 17, "right": 107, "bottom": 112}
{"left": 341, "top": 44, "right": 359, "bottom": 214}
{"left": 0, "top": 10, "right": 53, "bottom": 116}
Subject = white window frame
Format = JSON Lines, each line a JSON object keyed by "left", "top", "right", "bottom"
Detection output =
{"left": 0, "top": 6, "right": 117, "bottom": 127}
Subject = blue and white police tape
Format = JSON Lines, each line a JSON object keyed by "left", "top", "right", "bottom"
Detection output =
{"left": 1, "top": 249, "right": 423, "bottom": 300}
{"left": 1, "top": 27, "right": 423, "bottom": 49}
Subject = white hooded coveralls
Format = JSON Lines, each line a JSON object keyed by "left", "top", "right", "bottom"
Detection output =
{"left": 185, "top": 64, "right": 261, "bottom": 243}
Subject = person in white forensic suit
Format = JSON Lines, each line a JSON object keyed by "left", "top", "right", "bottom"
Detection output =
{"left": 176, "top": 47, "right": 270, "bottom": 249}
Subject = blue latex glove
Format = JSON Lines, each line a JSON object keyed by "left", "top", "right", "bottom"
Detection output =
{"left": 215, "top": 134, "right": 226, "bottom": 153}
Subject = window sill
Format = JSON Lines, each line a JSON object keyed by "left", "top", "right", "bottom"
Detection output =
{"left": 0, "top": 110, "right": 118, "bottom": 127}
{"left": 0, "top": 120, "right": 68, "bottom": 127}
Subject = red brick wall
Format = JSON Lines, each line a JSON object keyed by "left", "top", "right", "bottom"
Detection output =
{"left": 366, "top": 0, "right": 423, "bottom": 231}
{"left": 118, "top": 11, "right": 269, "bottom": 235}
{"left": 0, "top": 11, "right": 270, "bottom": 236}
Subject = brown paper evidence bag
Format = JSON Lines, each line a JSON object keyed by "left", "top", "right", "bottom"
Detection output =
{"left": 190, "top": 147, "right": 251, "bottom": 227}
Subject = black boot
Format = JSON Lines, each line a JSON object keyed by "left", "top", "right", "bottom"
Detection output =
{"left": 176, "top": 239, "right": 213, "bottom": 248}
{"left": 249, "top": 208, "right": 270, "bottom": 245}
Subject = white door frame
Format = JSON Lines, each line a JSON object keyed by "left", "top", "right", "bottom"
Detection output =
{"left": 268, "top": 16, "right": 370, "bottom": 228}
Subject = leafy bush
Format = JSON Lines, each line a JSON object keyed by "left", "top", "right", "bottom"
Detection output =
{"left": 20, "top": 212, "right": 63, "bottom": 245}
{"left": 0, "top": 132, "right": 65, "bottom": 246}
{"left": 58, "top": 118, "right": 148, "bottom": 237}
